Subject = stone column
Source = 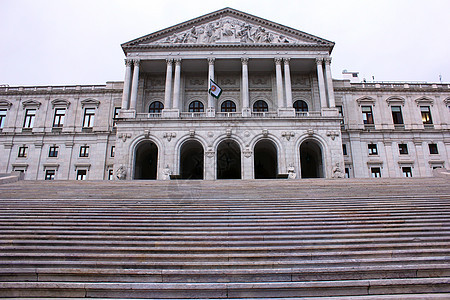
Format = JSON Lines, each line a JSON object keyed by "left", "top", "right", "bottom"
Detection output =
{"left": 164, "top": 59, "right": 173, "bottom": 109}
{"left": 207, "top": 57, "right": 215, "bottom": 110}
{"left": 275, "top": 58, "right": 284, "bottom": 108}
{"left": 129, "top": 59, "right": 140, "bottom": 111}
{"left": 283, "top": 58, "right": 293, "bottom": 108}
{"left": 121, "top": 59, "right": 133, "bottom": 110}
{"left": 241, "top": 57, "right": 250, "bottom": 116}
{"left": 172, "top": 59, "right": 181, "bottom": 109}
{"left": 324, "top": 57, "right": 336, "bottom": 108}
{"left": 316, "top": 58, "right": 327, "bottom": 109}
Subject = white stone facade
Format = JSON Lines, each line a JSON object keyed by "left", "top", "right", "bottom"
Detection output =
{"left": 0, "top": 8, "right": 449, "bottom": 180}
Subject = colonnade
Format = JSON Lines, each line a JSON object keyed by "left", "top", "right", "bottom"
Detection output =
{"left": 121, "top": 56, "right": 336, "bottom": 114}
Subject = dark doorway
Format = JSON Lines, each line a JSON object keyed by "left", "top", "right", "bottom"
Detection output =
{"left": 180, "top": 140, "right": 204, "bottom": 179}
{"left": 134, "top": 141, "right": 158, "bottom": 179}
{"left": 300, "top": 140, "right": 323, "bottom": 178}
{"left": 217, "top": 139, "right": 241, "bottom": 179}
{"left": 254, "top": 139, "right": 278, "bottom": 179}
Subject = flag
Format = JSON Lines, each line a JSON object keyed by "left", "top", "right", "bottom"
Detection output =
{"left": 209, "top": 79, "right": 222, "bottom": 99}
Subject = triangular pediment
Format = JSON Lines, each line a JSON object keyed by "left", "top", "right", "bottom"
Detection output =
{"left": 122, "top": 8, "right": 334, "bottom": 51}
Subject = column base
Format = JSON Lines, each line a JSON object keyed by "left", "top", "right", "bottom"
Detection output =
{"left": 277, "top": 108, "right": 296, "bottom": 117}
{"left": 118, "top": 109, "right": 136, "bottom": 119}
{"left": 162, "top": 109, "right": 180, "bottom": 118}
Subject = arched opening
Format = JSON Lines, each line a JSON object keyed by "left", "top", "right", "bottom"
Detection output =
{"left": 188, "top": 101, "right": 204, "bottom": 112}
{"left": 217, "top": 139, "right": 241, "bottom": 179}
{"left": 293, "top": 100, "right": 308, "bottom": 112}
{"left": 253, "top": 100, "right": 269, "bottom": 112}
{"left": 300, "top": 140, "right": 324, "bottom": 178}
{"left": 180, "top": 140, "right": 204, "bottom": 179}
{"left": 221, "top": 100, "right": 236, "bottom": 112}
{"left": 134, "top": 141, "right": 158, "bottom": 180}
{"left": 254, "top": 139, "right": 278, "bottom": 179}
{"left": 149, "top": 101, "right": 164, "bottom": 113}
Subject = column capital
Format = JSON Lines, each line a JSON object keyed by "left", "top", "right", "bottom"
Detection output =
{"left": 283, "top": 57, "right": 291, "bottom": 64}
{"left": 132, "top": 59, "right": 141, "bottom": 66}
{"left": 315, "top": 57, "right": 324, "bottom": 65}
{"left": 241, "top": 57, "right": 249, "bottom": 65}
{"left": 174, "top": 58, "right": 182, "bottom": 65}
{"left": 274, "top": 57, "right": 283, "bottom": 65}
{"left": 125, "top": 59, "right": 133, "bottom": 67}
{"left": 166, "top": 58, "right": 173, "bottom": 65}
{"left": 324, "top": 57, "right": 332, "bottom": 64}
{"left": 207, "top": 57, "right": 215, "bottom": 65}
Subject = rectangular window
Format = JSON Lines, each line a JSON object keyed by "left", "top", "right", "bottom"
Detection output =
{"left": 345, "top": 168, "right": 350, "bottom": 178}
{"left": 79, "top": 145, "right": 89, "bottom": 157}
{"left": 371, "top": 167, "right": 381, "bottom": 178}
{"left": 428, "top": 143, "right": 439, "bottom": 154}
{"left": 402, "top": 167, "right": 412, "bottom": 177}
{"left": 76, "top": 169, "right": 87, "bottom": 180}
{"left": 0, "top": 109, "right": 6, "bottom": 129}
{"left": 336, "top": 105, "right": 344, "bottom": 124}
{"left": 391, "top": 106, "right": 404, "bottom": 124}
{"left": 113, "top": 107, "right": 121, "bottom": 127}
{"left": 421, "top": 106, "right": 433, "bottom": 124}
{"left": 48, "top": 146, "right": 59, "bottom": 157}
{"left": 110, "top": 146, "right": 115, "bottom": 157}
{"left": 398, "top": 143, "right": 408, "bottom": 155}
{"left": 108, "top": 169, "right": 114, "bottom": 180}
{"left": 368, "top": 143, "right": 378, "bottom": 155}
{"left": 342, "top": 144, "right": 347, "bottom": 156}
{"left": 45, "top": 170, "right": 56, "bottom": 180}
{"left": 83, "top": 108, "right": 95, "bottom": 128}
{"left": 18, "top": 146, "right": 28, "bottom": 158}
{"left": 53, "top": 108, "right": 66, "bottom": 127}
{"left": 362, "top": 106, "right": 374, "bottom": 124}
{"left": 23, "top": 109, "right": 36, "bottom": 128}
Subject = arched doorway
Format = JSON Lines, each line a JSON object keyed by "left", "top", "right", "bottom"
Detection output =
{"left": 254, "top": 139, "right": 278, "bottom": 179}
{"left": 180, "top": 140, "right": 204, "bottom": 179}
{"left": 217, "top": 139, "right": 241, "bottom": 179}
{"left": 134, "top": 141, "right": 158, "bottom": 179}
{"left": 300, "top": 140, "right": 324, "bottom": 178}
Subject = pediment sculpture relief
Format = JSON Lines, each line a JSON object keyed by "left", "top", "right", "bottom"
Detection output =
{"left": 155, "top": 17, "right": 305, "bottom": 45}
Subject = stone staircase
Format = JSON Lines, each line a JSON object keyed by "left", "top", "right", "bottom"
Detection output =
{"left": 0, "top": 177, "right": 449, "bottom": 299}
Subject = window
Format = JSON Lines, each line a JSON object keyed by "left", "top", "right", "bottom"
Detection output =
{"left": 253, "top": 100, "right": 268, "bottom": 112}
{"left": 371, "top": 167, "right": 381, "bottom": 178}
{"left": 421, "top": 106, "right": 433, "bottom": 124}
{"left": 45, "top": 170, "right": 55, "bottom": 180}
{"left": 428, "top": 143, "right": 438, "bottom": 154}
{"left": 0, "top": 109, "right": 6, "bottom": 129}
{"left": 18, "top": 146, "right": 28, "bottom": 158}
{"left": 108, "top": 169, "right": 114, "bottom": 180}
{"left": 391, "top": 106, "right": 404, "bottom": 125}
{"left": 110, "top": 146, "right": 115, "bottom": 158}
{"left": 362, "top": 106, "right": 374, "bottom": 124}
{"left": 53, "top": 108, "right": 66, "bottom": 127}
{"left": 345, "top": 168, "right": 350, "bottom": 178}
{"left": 220, "top": 100, "right": 236, "bottom": 112}
{"left": 398, "top": 144, "right": 408, "bottom": 155}
{"left": 342, "top": 144, "right": 347, "bottom": 156}
{"left": 337, "top": 105, "right": 344, "bottom": 124}
{"left": 188, "top": 101, "right": 204, "bottom": 112}
{"left": 149, "top": 102, "right": 163, "bottom": 113}
{"left": 79, "top": 145, "right": 89, "bottom": 157}
{"left": 368, "top": 143, "right": 378, "bottom": 155}
{"left": 76, "top": 169, "right": 87, "bottom": 180}
{"left": 23, "top": 109, "right": 36, "bottom": 128}
{"left": 83, "top": 108, "right": 95, "bottom": 128}
{"left": 293, "top": 100, "right": 308, "bottom": 112}
{"left": 113, "top": 107, "right": 121, "bottom": 127}
{"left": 48, "top": 146, "right": 59, "bottom": 158}
{"left": 402, "top": 167, "right": 412, "bottom": 177}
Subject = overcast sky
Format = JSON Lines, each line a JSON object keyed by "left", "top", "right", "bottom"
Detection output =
{"left": 1, "top": 0, "right": 449, "bottom": 86}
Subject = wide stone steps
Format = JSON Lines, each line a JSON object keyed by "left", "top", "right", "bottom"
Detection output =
{"left": 0, "top": 178, "right": 449, "bottom": 298}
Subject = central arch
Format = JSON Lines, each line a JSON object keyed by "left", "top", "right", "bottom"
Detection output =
{"left": 217, "top": 139, "right": 241, "bottom": 179}
{"left": 180, "top": 140, "right": 204, "bottom": 179}
{"left": 134, "top": 141, "right": 158, "bottom": 179}
{"left": 300, "top": 140, "right": 324, "bottom": 178}
{"left": 254, "top": 139, "right": 278, "bottom": 179}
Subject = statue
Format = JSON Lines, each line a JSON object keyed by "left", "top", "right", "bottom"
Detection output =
{"left": 332, "top": 162, "right": 345, "bottom": 178}
{"left": 287, "top": 163, "right": 297, "bottom": 179}
{"left": 116, "top": 166, "right": 127, "bottom": 180}
{"left": 163, "top": 165, "right": 172, "bottom": 180}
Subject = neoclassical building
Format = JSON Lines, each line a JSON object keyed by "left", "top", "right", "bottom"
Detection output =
{"left": 0, "top": 8, "right": 449, "bottom": 180}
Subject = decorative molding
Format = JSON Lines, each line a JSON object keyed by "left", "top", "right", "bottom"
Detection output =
{"left": 356, "top": 96, "right": 376, "bottom": 106}
{"left": 397, "top": 160, "right": 415, "bottom": 166}
{"left": 205, "top": 150, "right": 215, "bottom": 158}
{"left": 80, "top": 98, "right": 100, "bottom": 108}
{"left": 144, "top": 130, "right": 150, "bottom": 138}
{"left": 307, "top": 129, "right": 314, "bottom": 136}
{"left": 415, "top": 96, "right": 434, "bottom": 106}
{"left": 43, "top": 163, "right": 60, "bottom": 171}
{"left": 386, "top": 96, "right": 405, "bottom": 106}
{"left": 428, "top": 160, "right": 445, "bottom": 167}
{"left": 22, "top": 99, "right": 41, "bottom": 109}
{"left": 315, "top": 57, "right": 324, "bottom": 64}
{"left": 226, "top": 128, "right": 232, "bottom": 137}
{"left": 0, "top": 99, "right": 12, "bottom": 108}
{"left": 118, "top": 133, "right": 132, "bottom": 142}
{"left": 326, "top": 131, "right": 340, "bottom": 140}
{"left": 163, "top": 132, "right": 176, "bottom": 141}
{"left": 444, "top": 97, "right": 450, "bottom": 105}
{"left": 75, "top": 163, "right": 91, "bottom": 170}
{"left": 207, "top": 57, "right": 215, "bottom": 64}
{"left": 189, "top": 130, "right": 195, "bottom": 137}
{"left": 281, "top": 131, "right": 294, "bottom": 141}
{"left": 274, "top": 57, "right": 283, "bottom": 65}
{"left": 51, "top": 99, "right": 70, "bottom": 108}
{"left": 262, "top": 129, "right": 269, "bottom": 137}
{"left": 243, "top": 149, "right": 252, "bottom": 158}
{"left": 241, "top": 57, "right": 249, "bottom": 65}
{"left": 125, "top": 59, "right": 133, "bottom": 67}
